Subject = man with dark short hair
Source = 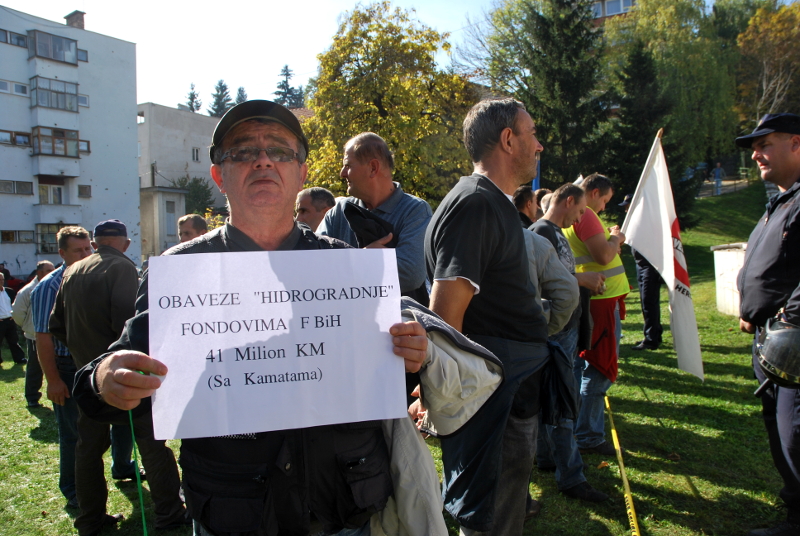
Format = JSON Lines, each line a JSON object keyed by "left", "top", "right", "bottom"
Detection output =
{"left": 512, "top": 184, "right": 537, "bottom": 227}
{"left": 318, "top": 132, "right": 432, "bottom": 297}
{"left": 426, "top": 98, "right": 549, "bottom": 536}
{"left": 736, "top": 113, "right": 800, "bottom": 536}
{"left": 532, "top": 183, "right": 609, "bottom": 503}
{"left": 562, "top": 173, "right": 629, "bottom": 457}
{"left": 70, "top": 100, "right": 475, "bottom": 536}
{"left": 31, "top": 226, "right": 94, "bottom": 510}
{"left": 50, "top": 220, "right": 187, "bottom": 535}
{"left": 295, "top": 186, "right": 335, "bottom": 231}
{"left": 12, "top": 260, "right": 55, "bottom": 407}
{"left": 178, "top": 214, "right": 209, "bottom": 243}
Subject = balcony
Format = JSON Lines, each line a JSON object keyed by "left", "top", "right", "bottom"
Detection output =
{"left": 32, "top": 203, "right": 82, "bottom": 224}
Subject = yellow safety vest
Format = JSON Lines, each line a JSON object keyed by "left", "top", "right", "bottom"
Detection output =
{"left": 563, "top": 208, "right": 629, "bottom": 300}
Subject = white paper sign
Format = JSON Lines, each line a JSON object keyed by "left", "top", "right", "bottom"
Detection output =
{"left": 147, "top": 248, "right": 406, "bottom": 439}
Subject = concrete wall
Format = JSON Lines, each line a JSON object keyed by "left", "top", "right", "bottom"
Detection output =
{"left": 0, "top": 6, "right": 140, "bottom": 276}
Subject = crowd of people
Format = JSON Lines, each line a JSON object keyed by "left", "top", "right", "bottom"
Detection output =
{"left": 1, "top": 99, "right": 799, "bottom": 536}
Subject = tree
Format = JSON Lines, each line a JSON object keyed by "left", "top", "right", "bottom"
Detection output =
{"left": 185, "top": 83, "right": 202, "bottom": 112}
{"left": 304, "top": 2, "right": 474, "bottom": 206}
{"left": 208, "top": 80, "right": 232, "bottom": 117}
{"left": 235, "top": 86, "right": 248, "bottom": 105}
{"left": 604, "top": 41, "right": 673, "bottom": 222}
{"left": 737, "top": 3, "right": 800, "bottom": 127}
{"left": 169, "top": 176, "right": 216, "bottom": 215}
{"left": 604, "top": 0, "right": 738, "bottom": 176}
{"left": 274, "top": 65, "right": 295, "bottom": 106}
{"left": 461, "top": 0, "right": 611, "bottom": 187}
{"left": 288, "top": 85, "right": 305, "bottom": 108}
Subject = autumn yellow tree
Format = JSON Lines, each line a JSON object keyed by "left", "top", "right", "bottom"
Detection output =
{"left": 737, "top": 2, "right": 800, "bottom": 125}
{"left": 304, "top": 2, "right": 474, "bottom": 207}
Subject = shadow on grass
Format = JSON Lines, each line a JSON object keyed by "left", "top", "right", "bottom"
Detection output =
{"left": 28, "top": 405, "right": 58, "bottom": 444}
{"left": 0, "top": 362, "right": 26, "bottom": 383}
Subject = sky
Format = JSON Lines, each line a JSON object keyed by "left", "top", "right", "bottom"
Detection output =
{"left": 1, "top": 0, "right": 494, "bottom": 110}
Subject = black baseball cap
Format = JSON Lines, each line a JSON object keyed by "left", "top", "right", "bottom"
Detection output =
{"left": 735, "top": 113, "right": 800, "bottom": 148}
{"left": 618, "top": 194, "right": 633, "bottom": 207}
{"left": 94, "top": 219, "right": 127, "bottom": 238}
{"left": 209, "top": 100, "right": 309, "bottom": 162}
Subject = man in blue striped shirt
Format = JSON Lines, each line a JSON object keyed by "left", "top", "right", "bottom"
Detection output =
{"left": 30, "top": 227, "right": 94, "bottom": 511}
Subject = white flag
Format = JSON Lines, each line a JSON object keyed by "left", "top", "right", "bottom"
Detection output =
{"left": 621, "top": 135, "right": 704, "bottom": 380}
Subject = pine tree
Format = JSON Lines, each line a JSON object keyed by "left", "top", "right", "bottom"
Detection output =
{"left": 482, "top": 0, "right": 610, "bottom": 186}
{"left": 235, "top": 86, "right": 248, "bottom": 105}
{"left": 604, "top": 41, "right": 673, "bottom": 221}
{"left": 208, "top": 80, "right": 232, "bottom": 117}
{"left": 185, "top": 83, "right": 202, "bottom": 112}
{"left": 288, "top": 85, "right": 304, "bottom": 108}
{"left": 274, "top": 65, "right": 294, "bottom": 105}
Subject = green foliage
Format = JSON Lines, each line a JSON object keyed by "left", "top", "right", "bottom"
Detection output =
{"left": 169, "top": 175, "right": 215, "bottom": 215}
{"left": 274, "top": 65, "right": 304, "bottom": 108}
{"left": 235, "top": 86, "right": 248, "bottom": 105}
{"left": 185, "top": 83, "right": 201, "bottom": 113}
{"left": 207, "top": 79, "right": 232, "bottom": 118}
{"left": 604, "top": 0, "right": 739, "bottom": 177}
{"left": 481, "top": 0, "right": 610, "bottom": 187}
{"left": 604, "top": 41, "right": 674, "bottom": 223}
{"left": 304, "top": 1, "right": 474, "bottom": 207}
{"left": 736, "top": 2, "right": 800, "bottom": 127}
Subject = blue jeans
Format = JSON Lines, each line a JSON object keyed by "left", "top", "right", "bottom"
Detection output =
{"left": 574, "top": 303, "right": 621, "bottom": 448}
{"left": 53, "top": 367, "right": 79, "bottom": 502}
{"left": 537, "top": 325, "right": 586, "bottom": 490}
{"left": 109, "top": 424, "right": 135, "bottom": 479}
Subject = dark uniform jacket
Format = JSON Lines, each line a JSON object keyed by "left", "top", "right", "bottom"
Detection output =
{"left": 738, "top": 179, "right": 800, "bottom": 327}
{"left": 73, "top": 223, "right": 394, "bottom": 536}
{"left": 50, "top": 245, "right": 139, "bottom": 368}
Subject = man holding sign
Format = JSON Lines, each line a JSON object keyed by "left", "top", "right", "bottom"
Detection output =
{"left": 72, "top": 101, "right": 453, "bottom": 536}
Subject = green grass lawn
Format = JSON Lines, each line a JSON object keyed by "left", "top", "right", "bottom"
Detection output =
{"left": 0, "top": 182, "right": 777, "bottom": 536}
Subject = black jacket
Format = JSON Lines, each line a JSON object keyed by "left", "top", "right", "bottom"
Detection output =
{"left": 73, "top": 223, "right": 393, "bottom": 535}
{"left": 739, "top": 179, "right": 800, "bottom": 327}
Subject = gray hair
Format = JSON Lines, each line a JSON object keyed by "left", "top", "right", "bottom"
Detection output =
{"left": 345, "top": 132, "right": 395, "bottom": 172}
{"left": 463, "top": 98, "right": 526, "bottom": 162}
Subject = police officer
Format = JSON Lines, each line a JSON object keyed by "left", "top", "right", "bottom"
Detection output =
{"left": 737, "top": 113, "right": 800, "bottom": 536}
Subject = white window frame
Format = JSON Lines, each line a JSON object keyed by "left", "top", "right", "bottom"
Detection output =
{"left": 605, "top": 0, "right": 623, "bottom": 16}
{"left": 78, "top": 94, "right": 89, "bottom": 107}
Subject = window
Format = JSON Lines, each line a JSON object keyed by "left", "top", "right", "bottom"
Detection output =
{"left": 9, "top": 32, "right": 26, "bottom": 48}
{"left": 0, "top": 230, "right": 34, "bottom": 243}
{"left": 592, "top": 2, "right": 603, "bottom": 17}
{"left": 30, "top": 76, "right": 79, "bottom": 112}
{"left": 79, "top": 140, "right": 90, "bottom": 153}
{"left": 36, "top": 223, "right": 74, "bottom": 253}
{"left": 622, "top": 0, "right": 634, "bottom": 11}
{"left": 0, "top": 29, "right": 7, "bottom": 44}
{"left": 0, "top": 80, "right": 28, "bottom": 96}
{"left": 605, "top": 0, "right": 622, "bottom": 15}
{"left": 137, "top": 111, "right": 145, "bottom": 124}
{"left": 0, "top": 180, "right": 34, "bottom": 195}
{"left": 78, "top": 185, "right": 91, "bottom": 197}
{"left": 78, "top": 94, "right": 89, "bottom": 107}
{"left": 77, "top": 49, "right": 88, "bottom": 62}
{"left": 27, "top": 30, "right": 77, "bottom": 64}
{"left": 38, "top": 184, "right": 64, "bottom": 205}
{"left": 32, "top": 127, "right": 80, "bottom": 157}
{"left": 192, "top": 147, "right": 200, "bottom": 162}
{"left": 166, "top": 201, "right": 176, "bottom": 236}
{"left": 0, "top": 130, "right": 31, "bottom": 147}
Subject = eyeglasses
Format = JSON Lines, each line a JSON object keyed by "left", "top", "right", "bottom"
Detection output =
{"left": 219, "top": 146, "right": 299, "bottom": 163}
